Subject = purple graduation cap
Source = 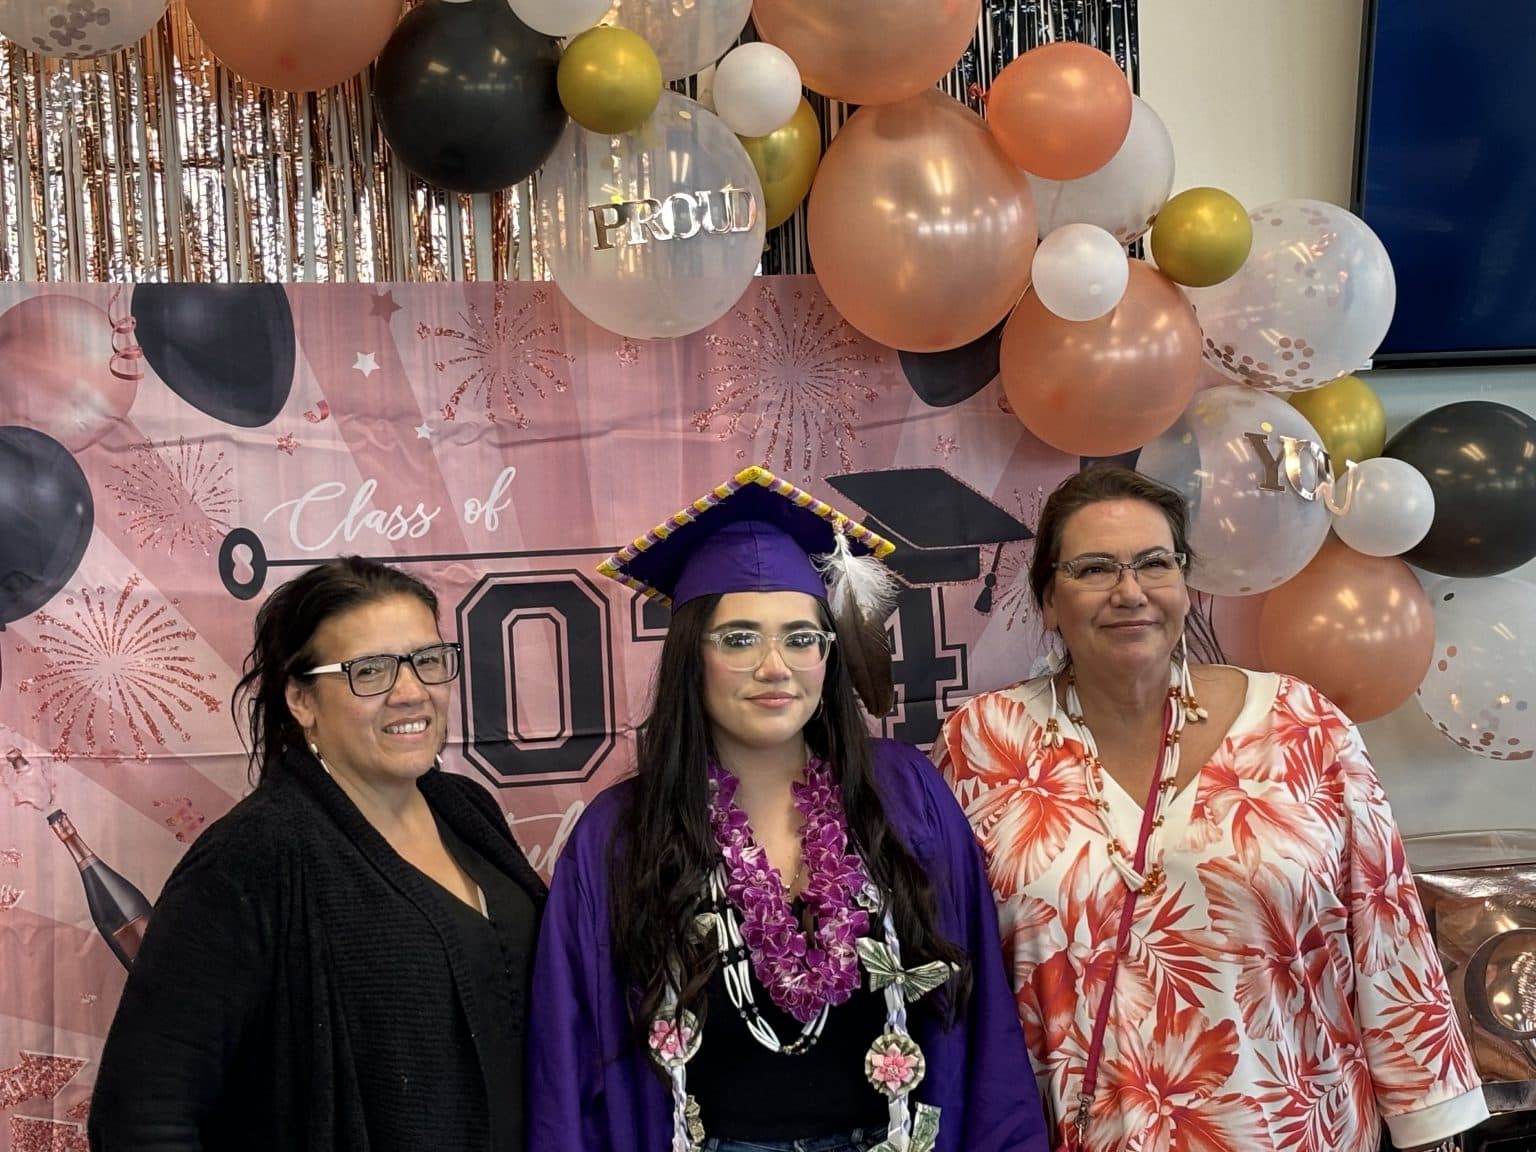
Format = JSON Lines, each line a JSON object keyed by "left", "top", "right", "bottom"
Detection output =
{"left": 598, "top": 467, "right": 896, "bottom": 609}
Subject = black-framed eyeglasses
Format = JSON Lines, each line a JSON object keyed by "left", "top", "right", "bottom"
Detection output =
{"left": 703, "top": 629, "right": 836, "bottom": 672}
{"left": 1053, "top": 550, "right": 1188, "bottom": 591}
{"left": 301, "top": 642, "right": 462, "bottom": 697}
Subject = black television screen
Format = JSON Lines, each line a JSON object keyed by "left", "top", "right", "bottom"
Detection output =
{"left": 1353, "top": 0, "right": 1536, "bottom": 367}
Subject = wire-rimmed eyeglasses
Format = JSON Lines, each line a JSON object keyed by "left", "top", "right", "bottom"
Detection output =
{"left": 301, "top": 642, "right": 462, "bottom": 697}
{"left": 703, "top": 629, "right": 836, "bottom": 672}
{"left": 1053, "top": 550, "right": 1188, "bottom": 591}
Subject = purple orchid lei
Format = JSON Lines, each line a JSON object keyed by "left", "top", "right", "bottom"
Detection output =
{"left": 706, "top": 756, "right": 871, "bottom": 1024}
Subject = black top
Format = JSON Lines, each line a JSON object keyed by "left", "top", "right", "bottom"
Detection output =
{"left": 434, "top": 818, "right": 538, "bottom": 1152}
{"left": 688, "top": 900, "right": 889, "bottom": 1140}
{"left": 88, "top": 746, "right": 547, "bottom": 1152}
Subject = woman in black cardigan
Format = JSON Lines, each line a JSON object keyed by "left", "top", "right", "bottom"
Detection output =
{"left": 90, "top": 556, "right": 545, "bottom": 1152}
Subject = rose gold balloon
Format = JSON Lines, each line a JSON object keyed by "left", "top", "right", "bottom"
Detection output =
{"left": 999, "top": 261, "right": 1201, "bottom": 456}
{"left": 807, "top": 89, "right": 1036, "bottom": 353}
{"left": 1257, "top": 536, "right": 1435, "bottom": 723}
{"left": 986, "top": 42, "right": 1132, "bottom": 180}
{"left": 752, "top": 0, "right": 982, "bottom": 106}
{"left": 186, "top": 0, "right": 403, "bottom": 92}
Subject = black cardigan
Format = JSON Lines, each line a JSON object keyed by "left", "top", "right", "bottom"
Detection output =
{"left": 88, "top": 747, "right": 547, "bottom": 1152}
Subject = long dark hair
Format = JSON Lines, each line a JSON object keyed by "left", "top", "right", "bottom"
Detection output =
{"left": 231, "top": 556, "right": 441, "bottom": 782}
{"left": 1028, "top": 466, "right": 1223, "bottom": 661}
{"left": 609, "top": 594, "right": 971, "bottom": 1054}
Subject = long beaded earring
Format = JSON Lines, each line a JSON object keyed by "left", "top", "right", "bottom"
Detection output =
{"left": 1178, "top": 632, "right": 1207, "bottom": 723}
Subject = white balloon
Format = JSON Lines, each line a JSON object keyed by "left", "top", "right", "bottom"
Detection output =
{"left": 1030, "top": 223, "right": 1129, "bottom": 322}
{"left": 508, "top": 0, "right": 610, "bottom": 38}
{"left": 537, "top": 92, "right": 766, "bottom": 339}
{"left": 712, "top": 42, "right": 802, "bottom": 138}
{"left": 1418, "top": 576, "right": 1536, "bottom": 760}
{"left": 601, "top": 0, "right": 753, "bottom": 81}
{"left": 0, "top": 0, "right": 167, "bottom": 58}
{"left": 1025, "top": 97, "right": 1175, "bottom": 245}
{"left": 1331, "top": 457, "right": 1435, "bottom": 557}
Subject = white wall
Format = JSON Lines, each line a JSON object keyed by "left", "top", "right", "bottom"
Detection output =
{"left": 1142, "top": 3, "right": 1536, "bottom": 836}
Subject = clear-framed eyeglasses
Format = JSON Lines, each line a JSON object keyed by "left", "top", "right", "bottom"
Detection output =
{"left": 301, "top": 642, "right": 462, "bottom": 697}
{"left": 703, "top": 629, "right": 836, "bottom": 672}
{"left": 1053, "top": 550, "right": 1188, "bottom": 591}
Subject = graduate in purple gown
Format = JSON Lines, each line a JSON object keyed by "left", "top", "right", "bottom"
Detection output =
{"left": 529, "top": 467, "right": 1048, "bottom": 1152}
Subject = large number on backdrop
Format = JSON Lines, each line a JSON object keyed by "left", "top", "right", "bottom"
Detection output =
{"left": 1136, "top": 385, "right": 1332, "bottom": 597}
{"left": 537, "top": 91, "right": 766, "bottom": 340}
{"left": 807, "top": 88, "right": 1036, "bottom": 353}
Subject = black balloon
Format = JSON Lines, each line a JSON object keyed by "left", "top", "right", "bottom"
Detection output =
{"left": 373, "top": 0, "right": 566, "bottom": 195}
{"left": 1385, "top": 400, "right": 1536, "bottom": 577}
{"left": 0, "top": 426, "right": 93, "bottom": 626}
{"left": 896, "top": 317, "right": 1007, "bottom": 407}
{"left": 133, "top": 284, "right": 295, "bottom": 428}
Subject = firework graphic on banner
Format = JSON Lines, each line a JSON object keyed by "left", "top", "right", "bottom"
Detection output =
{"left": 20, "top": 576, "right": 221, "bottom": 761}
{"left": 418, "top": 285, "right": 574, "bottom": 428}
{"left": 988, "top": 487, "right": 1047, "bottom": 631}
{"left": 105, "top": 439, "right": 237, "bottom": 555}
{"left": 691, "top": 285, "right": 882, "bottom": 475}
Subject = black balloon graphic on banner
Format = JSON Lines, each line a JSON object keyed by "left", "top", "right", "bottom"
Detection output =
{"left": 373, "top": 0, "right": 566, "bottom": 195}
{"left": 133, "top": 284, "right": 296, "bottom": 428}
{"left": 0, "top": 425, "right": 94, "bottom": 626}
{"left": 1385, "top": 400, "right": 1536, "bottom": 577}
{"left": 896, "top": 318, "right": 1007, "bottom": 407}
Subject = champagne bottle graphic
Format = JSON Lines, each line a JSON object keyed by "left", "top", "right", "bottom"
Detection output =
{"left": 46, "top": 805, "right": 153, "bottom": 970}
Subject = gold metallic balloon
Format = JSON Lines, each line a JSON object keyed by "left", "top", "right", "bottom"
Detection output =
{"left": 1149, "top": 186, "right": 1252, "bottom": 288}
{"left": 738, "top": 98, "right": 822, "bottom": 231}
{"left": 1287, "top": 373, "right": 1387, "bottom": 466}
{"left": 556, "top": 26, "right": 662, "bottom": 135}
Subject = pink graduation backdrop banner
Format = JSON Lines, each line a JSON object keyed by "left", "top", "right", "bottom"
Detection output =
{"left": 0, "top": 276, "right": 1117, "bottom": 1147}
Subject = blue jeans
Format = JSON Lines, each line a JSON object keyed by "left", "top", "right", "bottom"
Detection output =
{"left": 702, "top": 1129, "right": 886, "bottom": 1152}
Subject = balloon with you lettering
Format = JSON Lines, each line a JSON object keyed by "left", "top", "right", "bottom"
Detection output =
{"left": 537, "top": 92, "right": 766, "bottom": 339}
{"left": 1137, "top": 386, "right": 1332, "bottom": 596}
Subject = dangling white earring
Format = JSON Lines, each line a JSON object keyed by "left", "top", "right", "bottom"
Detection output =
{"left": 1178, "top": 632, "right": 1207, "bottom": 723}
{"left": 1029, "top": 629, "right": 1069, "bottom": 680}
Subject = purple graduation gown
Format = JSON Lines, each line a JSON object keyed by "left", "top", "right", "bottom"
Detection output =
{"left": 528, "top": 739, "right": 1049, "bottom": 1152}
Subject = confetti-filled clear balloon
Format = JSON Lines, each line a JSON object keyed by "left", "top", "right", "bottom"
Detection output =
{"left": 1188, "top": 199, "right": 1396, "bottom": 394}
{"left": 0, "top": 0, "right": 168, "bottom": 59}
{"left": 1419, "top": 577, "right": 1536, "bottom": 761}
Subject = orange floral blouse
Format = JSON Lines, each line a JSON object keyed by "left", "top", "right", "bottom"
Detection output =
{"left": 935, "top": 669, "right": 1488, "bottom": 1152}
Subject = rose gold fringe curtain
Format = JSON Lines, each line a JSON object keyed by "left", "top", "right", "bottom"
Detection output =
{"left": 0, "top": 0, "right": 1135, "bottom": 283}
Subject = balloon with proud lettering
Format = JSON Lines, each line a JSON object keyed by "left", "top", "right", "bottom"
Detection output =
{"left": 1137, "top": 385, "right": 1332, "bottom": 597}
{"left": 537, "top": 91, "right": 766, "bottom": 339}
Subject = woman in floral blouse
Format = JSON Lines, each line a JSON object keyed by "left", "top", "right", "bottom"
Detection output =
{"left": 936, "top": 466, "right": 1487, "bottom": 1152}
